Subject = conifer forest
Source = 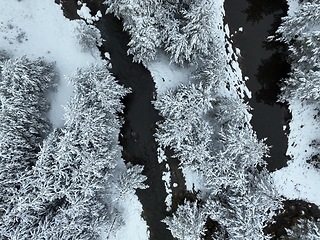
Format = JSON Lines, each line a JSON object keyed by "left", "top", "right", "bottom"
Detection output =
{"left": 1, "top": 0, "right": 320, "bottom": 239}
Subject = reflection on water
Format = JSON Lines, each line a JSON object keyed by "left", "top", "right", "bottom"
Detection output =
{"left": 255, "top": 52, "right": 290, "bottom": 106}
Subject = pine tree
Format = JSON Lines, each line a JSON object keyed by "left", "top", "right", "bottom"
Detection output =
{"left": 75, "top": 20, "right": 103, "bottom": 52}
{"left": 276, "top": 0, "right": 320, "bottom": 43}
{"left": 163, "top": 0, "right": 219, "bottom": 65}
{"left": 163, "top": 200, "right": 207, "bottom": 240}
{"left": 104, "top": 0, "right": 162, "bottom": 63}
{"left": 281, "top": 219, "right": 320, "bottom": 240}
{"left": 206, "top": 170, "right": 282, "bottom": 240}
{"left": 111, "top": 163, "right": 148, "bottom": 202}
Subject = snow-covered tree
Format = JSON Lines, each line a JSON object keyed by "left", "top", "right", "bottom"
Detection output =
{"left": 276, "top": 0, "right": 320, "bottom": 44}
{"left": 0, "top": 63, "right": 144, "bottom": 239}
{"left": 163, "top": 0, "right": 219, "bottom": 65}
{"left": 214, "top": 96, "right": 252, "bottom": 127}
{"left": 29, "top": 64, "right": 130, "bottom": 238}
{"left": 154, "top": 82, "right": 214, "bottom": 166}
{"left": 163, "top": 200, "right": 207, "bottom": 240}
{"left": 104, "top": 0, "right": 222, "bottom": 65}
{"left": 206, "top": 170, "right": 282, "bottom": 240}
{"left": 104, "top": 0, "right": 162, "bottom": 63}
{"left": 126, "top": 16, "right": 161, "bottom": 63}
{"left": 281, "top": 219, "right": 320, "bottom": 240}
{"left": 279, "top": 68, "right": 320, "bottom": 102}
{"left": 112, "top": 163, "right": 148, "bottom": 202}
{"left": 75, "top": 20, "right": 103, "bottom": 52}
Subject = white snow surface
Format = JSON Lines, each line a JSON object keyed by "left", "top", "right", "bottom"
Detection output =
{"left": 273, "top": 100, "right": 320, "bottom": 206}
{"left": 100, "top": 190, "right": 149, "bottom": 240}
{"left": 146, "top": 51, "right": 196, "bottom": 95}
{"left": 0, "top": 1, "right": 149, "bottom": 239}
{"left": 287, "top": 0, "right": 300, "bottom": 15}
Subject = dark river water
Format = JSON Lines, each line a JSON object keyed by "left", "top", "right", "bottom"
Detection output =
{"left": 224, "top": 0, "right": 291, "bottom": 171}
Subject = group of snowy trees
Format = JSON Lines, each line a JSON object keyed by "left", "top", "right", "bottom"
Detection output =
{"left": 103, "top": 0, "right": 221, "bottom": 65}
{"left": 0, "top": 55, "right": 56, "bottom": 238}
{"left": 0, "top": 54, "right": 147, "bottom": 239}
{"left": 154, "top": 69, "right": 282, "bottom": 239}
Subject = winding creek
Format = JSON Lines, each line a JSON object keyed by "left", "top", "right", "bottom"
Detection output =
{"left": 59, "top": 0, "right": 296, "bottom": 238}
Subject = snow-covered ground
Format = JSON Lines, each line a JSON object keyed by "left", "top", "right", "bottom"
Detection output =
{"left": 0, "top": 1, "right": 149, "bottom": 239}
{"left": 273, "top": 100, "right": 320, "bottom": 205}
{"left": 146, "top": 51, "right": 196, "bottom": 96}
{"left": 272, "top": 0, "right": 320, "bottom": 207}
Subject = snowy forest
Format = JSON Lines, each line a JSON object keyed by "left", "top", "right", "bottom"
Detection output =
{"left": 0, "top": 0, "right": 320, "bottom": 239}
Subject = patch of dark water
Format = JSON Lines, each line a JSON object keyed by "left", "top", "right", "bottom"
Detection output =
{"left": 224, "top": 0, "right": 290, "bottom": 171}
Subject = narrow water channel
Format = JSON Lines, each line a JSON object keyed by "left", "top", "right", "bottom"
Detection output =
{"left": 96, "top": 12, "right": 174, "bottom": 240}
{"left": 224, "top": 0, "right": 290, "bottom": 171}
{"left": 58, "top": 1, "right": 174, "bottom": 239}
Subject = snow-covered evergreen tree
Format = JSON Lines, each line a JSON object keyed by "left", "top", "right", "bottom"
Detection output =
{"left": 276, "top": 0, "right": 320, "bottom": 44}
{"left": 163, "top": 200, "right": 207, "bottom": 240}
{"left": 111, "top": 163, "right": 148, "bottom": 202}
{"left": 276, "top": 0, "right": 320, "bottom": 103}
{"left": 75, "top": 20, "right": 103, "bottom": 52}
{"left": 26, "top": 64, "right": 132, "bottom": 238}
{"left": 163, "top": 0, "right": 219, "bottom": 65}
{"left": 104, "top": 0, "right": 221, "bottom": 65}
{"left": 206, "top": 170, "right": 282, "bottom": 240}
{"left": 154, "top": 77, "right": 280, "bottom": 239}
{"left": 281, "top": 219, "right": 320, "bottom": 240}
{"left": 104, "top": 0, "right": 162, "bottom": 63}
{"left": 0, "top": 63, "right": 147, "bottom": 239}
